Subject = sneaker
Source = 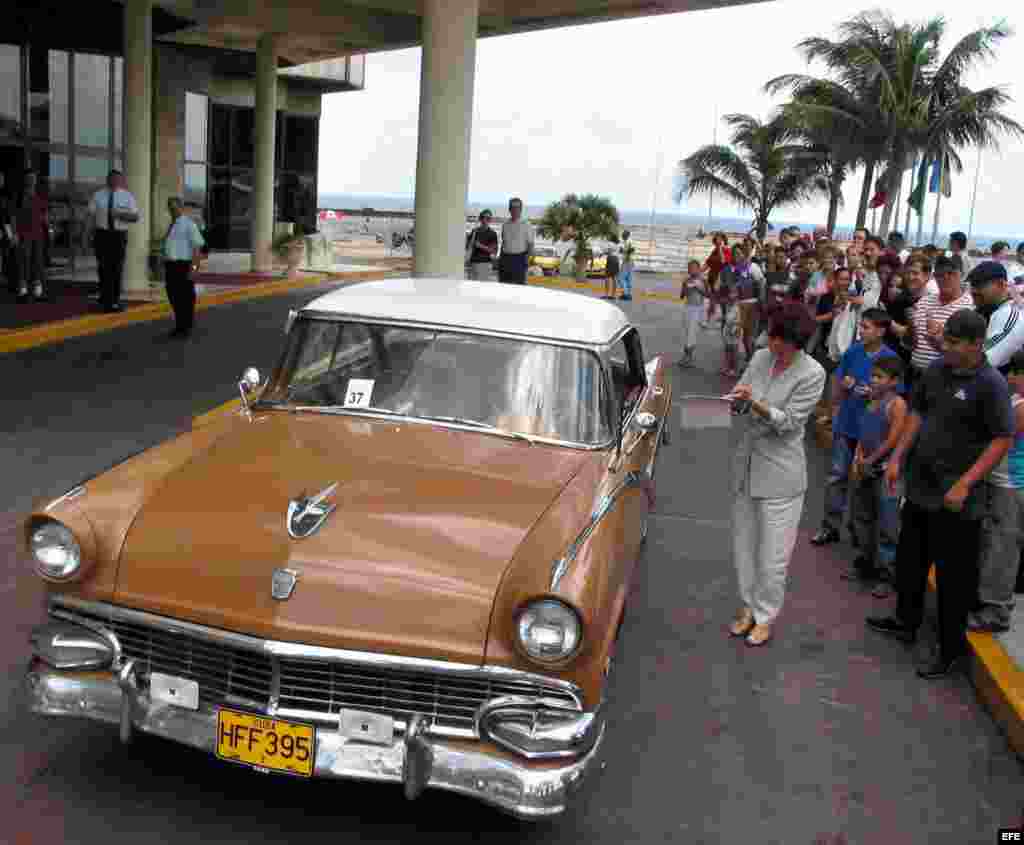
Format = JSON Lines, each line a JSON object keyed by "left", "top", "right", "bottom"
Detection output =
{"left": 619, "top": 294, "right": 632, "bottom": 301}
{"left": 967, "top": 609, "right": 1010, "bottom": 633}
{"left": 32, "top": 283, "right": 47, "bottom": 302}
{"left": 16, "top": 286, "right": 29, "bottom": 304}
{"left": 811, "top": 526, "right": 840, "bottom": 546}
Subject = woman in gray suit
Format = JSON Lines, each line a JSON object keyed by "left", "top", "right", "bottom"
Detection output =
{"left": 725, "top": 304, "right": 826, "bottom": 646}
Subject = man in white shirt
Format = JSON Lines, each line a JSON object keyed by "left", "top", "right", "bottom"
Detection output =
{"left": 162, "top": 197, "right": 205, "bottom": 338}
{"left": 947, "top": 231, "right": 975, "bottom": 278}
{"left": 498, "top": 196, "right": 534, "bottom": 284}
{"left": 87, "top": 169, "right": 139, "bottom": 312}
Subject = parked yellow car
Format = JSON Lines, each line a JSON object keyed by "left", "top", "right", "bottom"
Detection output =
{"left": 530, "top": 246, "right": 562, "bottom": 276}
{"left": 586, "top": 253, "right": 608, "bottom": 278}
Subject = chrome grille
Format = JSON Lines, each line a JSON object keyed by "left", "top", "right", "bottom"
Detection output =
{"left": 57, "top": 605, "right": 579, "bottom": 738}
{"left": 71, "top": 609, "right": 274, "bottom": 707}
{"left": 277, "top": 658, "right": 579, "bottom": 735}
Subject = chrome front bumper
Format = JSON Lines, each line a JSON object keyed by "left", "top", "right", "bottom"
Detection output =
{"left": 25, "top": 662, "right": 605, "bottom": 819}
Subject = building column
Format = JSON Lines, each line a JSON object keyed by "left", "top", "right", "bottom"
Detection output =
{"left": 123, "top": 0, "right": 153, "bottom": 295}
{"left": 413, "top": 0, "right": 479, "bottom": 278}
{"left": 252, "top": 34, "right": 278, "bottom": 272}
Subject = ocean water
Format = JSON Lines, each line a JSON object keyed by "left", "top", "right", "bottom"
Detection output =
{"left": 317, "top": 192, "right": 1014, "bottom": 251}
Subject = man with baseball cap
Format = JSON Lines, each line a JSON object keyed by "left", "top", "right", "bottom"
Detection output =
{"left": 866, "top": 309, "right": 1013, "bottom": 678}
{"left": 969, "top": 260, "right": 1024, "bottom": 374}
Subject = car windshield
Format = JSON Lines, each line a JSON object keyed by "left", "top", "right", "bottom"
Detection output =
{"left": 259, "top": 319, "right": 612, "bottom": 445}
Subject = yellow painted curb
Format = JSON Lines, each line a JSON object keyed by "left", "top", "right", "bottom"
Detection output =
{"left": 926, "top": 563, "right": 1024, "bottom": 758}
{"left": 0, "top": 270, "right": 389, "bottom": 356}
{"left": 531, "top": 276, "right": 681, "bottom": 301}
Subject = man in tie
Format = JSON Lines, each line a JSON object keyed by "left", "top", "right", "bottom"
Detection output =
{"left": 87, "top": 169, "right": 139, "bottom": 312}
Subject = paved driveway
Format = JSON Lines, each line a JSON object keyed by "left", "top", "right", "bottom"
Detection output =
{"left": 1, "top": 279, "right": 1021, "bottom": 843}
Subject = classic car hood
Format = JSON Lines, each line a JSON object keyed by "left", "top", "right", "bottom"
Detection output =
{"left": 114, "top": 412, "right": 587, "bottom": 663}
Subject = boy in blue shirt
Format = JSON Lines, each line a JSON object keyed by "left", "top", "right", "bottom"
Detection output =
{"left": 812, "top": 308, "right": 899, "bottom": 546}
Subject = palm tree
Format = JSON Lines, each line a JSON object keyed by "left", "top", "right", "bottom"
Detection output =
{"left": 766, "top": 74, "right": 886, "bottom": 234}
{"left": 770, "top": 12, "right": 1022, "bottom": 237}
{"left": 676, "top": 113, "right": 819, "bottom": 240}
{"left": 538, "top": 194, "right": 619, "bottom": 280}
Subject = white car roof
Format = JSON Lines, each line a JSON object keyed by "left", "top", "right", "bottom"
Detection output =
{"left": 302, "top": 277, "right": 631, "bottom": 346}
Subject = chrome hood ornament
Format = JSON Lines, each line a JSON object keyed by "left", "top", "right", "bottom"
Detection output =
{"left": 271, "top": 568, "right": 299, "bottom": 601}
{"left": 287, "top": 482, "right": 339, "bottom": 540}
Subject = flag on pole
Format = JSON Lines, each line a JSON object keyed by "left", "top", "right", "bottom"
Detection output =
{"left": 908, "top": 155, "right": 930, "bottom": 215}
{"left": 929, "top": 152, "right": 951, "bottom": 197}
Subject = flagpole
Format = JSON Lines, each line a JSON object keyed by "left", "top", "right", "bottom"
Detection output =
{"left": 892, "top": 162, "right": 904, "bottom": 232}
{"left": 915, "top": 193, "right": 925, "bottom": 247}
{"left": 903, "top": 155, "right": 915, "bottom": 239}
{"left": 967, "top": 149, "right": 983, "bottom": 243}
{"left": 707, "top": 107, "right": 717, "bottom": 230}
{"left": 930, "top": 153, "right": 944, "bottom": 245}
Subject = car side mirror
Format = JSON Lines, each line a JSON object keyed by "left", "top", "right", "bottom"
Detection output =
{"left": 238, "top": 367, "right": 261, "bottom": 410}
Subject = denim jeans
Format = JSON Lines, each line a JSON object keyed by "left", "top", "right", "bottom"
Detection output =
{"left": 850, "top": 470, "right": 901, "bottom": 577}
{"left": 823, "top": 434, "right": 856, "bottom": 529}
{"left": 620, "top": 266, "right": 633, "bottom": 296}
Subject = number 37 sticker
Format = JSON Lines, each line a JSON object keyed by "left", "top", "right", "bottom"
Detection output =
{"left": 343, "top": 378, "right": 375, "bottom": 408}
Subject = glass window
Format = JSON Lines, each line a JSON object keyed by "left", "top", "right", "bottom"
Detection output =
{"left": 262, "top": 322, "right": 610, "bottom": 445}
{"left": 31, "top": 50, "right": 68, "bottom": 143}
{"left": 230, "top": 108, "right": 254, "bottom": 168}
{"left": 209, "top": 104, "right": 230, "bottom": 166}
{"left": 184, "top": 162, "right": 207, "bottom": 208}
{"left": 113, "top": 57, "right": 123, "bottom": 151}
{"left": 75, "top": 53, "right": 111, "bottom": 148}
{"left": 48, "top": 153, "right": 69, "bottom": 196}
{"left": 0, "top": 46, "right": 21, "bottom": 141}
{"left": 283, "top": 115, "right": 317, "bottom": 173}
{"left": 185, "top": 92, "right": 208, "bottom": 162}
{"left": 348, "top": 55, "right": 365, "bottom": 89}
{"left": 76, "top": 154, "right": 111, "bottom": 185}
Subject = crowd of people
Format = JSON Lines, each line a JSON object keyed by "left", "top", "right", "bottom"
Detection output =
{"left": 687, "top": 225, "right": 1024, "bottom": 676}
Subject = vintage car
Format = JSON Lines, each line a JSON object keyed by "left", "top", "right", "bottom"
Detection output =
{"left": 23, "top": 278, "right": 672, "bottom": 819}
{"left": 529, "top": 246, "right": 562, "bottom": 276}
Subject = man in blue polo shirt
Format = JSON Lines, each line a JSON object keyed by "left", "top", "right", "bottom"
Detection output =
{"left": 867, "top": 309, "right": 1013, "bottom": 679}
{"left": 812, "top": 308, "right": 899, "bottom": 547}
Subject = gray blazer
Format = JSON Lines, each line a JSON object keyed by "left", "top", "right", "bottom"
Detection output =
{"left": 731, "top": 349, "right": 826, "bottom": 499}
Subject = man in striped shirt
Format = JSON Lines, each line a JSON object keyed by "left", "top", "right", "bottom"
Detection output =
{"left": 969, "top": 260, "right": 1024, "bottom": 375}
{"left": 908, "top": 255, "right": 974, "bottom": 387}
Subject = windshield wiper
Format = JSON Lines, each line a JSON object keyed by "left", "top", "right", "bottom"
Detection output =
{"left": 421, "top": 415, "right": 536, "bottom": 445}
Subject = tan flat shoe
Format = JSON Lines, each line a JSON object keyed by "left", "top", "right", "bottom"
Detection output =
{"left": 729, "top": 608, "right": 755, "bottom": 637}
{"left": 745, "top": 623, "right": 772, "bottom": 647}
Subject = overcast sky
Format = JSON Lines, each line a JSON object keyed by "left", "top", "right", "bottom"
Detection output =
{"left": 319, "top": 0, "right": 1024, "bottom": 238}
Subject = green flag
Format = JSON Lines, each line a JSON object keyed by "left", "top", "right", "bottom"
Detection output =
{"left": 907, "top": 155, "right": 930, "bottom": 215}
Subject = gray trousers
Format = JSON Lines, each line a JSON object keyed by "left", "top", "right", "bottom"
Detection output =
{"left": 733, "top": 491, "right": 805, "bottom": 624}
{"left": 466, "top": 262, "right": 493, "bottom": 281}
{"left": 978, "top": 484, "right": 1023, "bottom": 623}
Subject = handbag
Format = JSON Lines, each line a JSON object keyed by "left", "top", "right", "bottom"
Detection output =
{"left": 828, "top": 304, "right": 858, "bottom": 362}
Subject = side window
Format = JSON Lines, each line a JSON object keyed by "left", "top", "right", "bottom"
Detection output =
{"left": 610, "top": 329, "right": 647, "bottom": 425}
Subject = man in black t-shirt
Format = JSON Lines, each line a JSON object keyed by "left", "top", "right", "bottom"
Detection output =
{"left": 465, "top": 209, "right": 499, "bottom": 281}
{"left": 867, "top": 310, "right": 1013, "bottom": 678}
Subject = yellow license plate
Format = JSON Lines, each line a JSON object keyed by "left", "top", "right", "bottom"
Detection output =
{"left": 216, "top": 709, "right": 315, "bottom": 777}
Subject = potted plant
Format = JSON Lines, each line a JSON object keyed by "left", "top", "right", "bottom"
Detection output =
{"left": 272, "top": 231, "right": 307, "bottom": 278}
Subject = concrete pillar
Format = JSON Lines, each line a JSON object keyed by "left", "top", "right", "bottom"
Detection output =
{"left": 413, "top": 0, "right": 479, "bottom": 278}
{"left": 123, "top": 0, "right": 153, "bottom": 295}
{"left": 252, "top": 34, "right": 278, "bottom": 272}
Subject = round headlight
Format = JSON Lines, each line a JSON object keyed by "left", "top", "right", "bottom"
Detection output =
{"left": 30, "top": 521, "right": 82, "bottom": 581}
{"left": 516, "top": 599, "right": 582, "bottom": 664}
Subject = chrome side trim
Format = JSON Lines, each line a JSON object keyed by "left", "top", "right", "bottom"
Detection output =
{"left": 44, "top": 485, "right": 87, "bottom": 512}
{"left": 25, "top": 665, "right": 605, "bottom": 819}
{"left": 49, "top": 596, "right": 584, "bottom": 708}
{"left": 550, "top": 469, "right": 652, "bottom": 590}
